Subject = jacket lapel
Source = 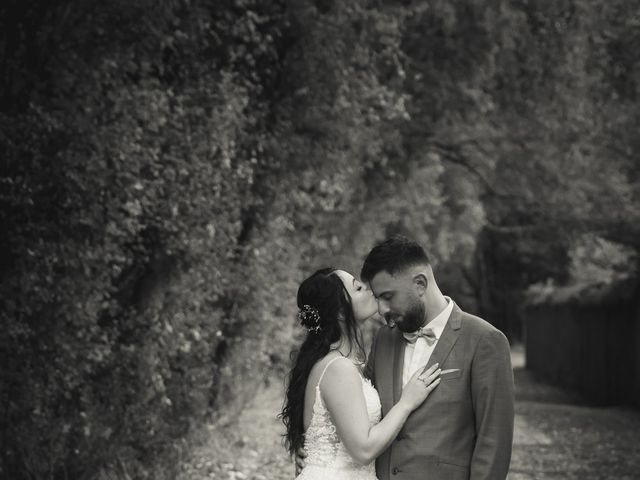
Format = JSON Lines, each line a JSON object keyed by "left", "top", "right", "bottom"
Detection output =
{"left": 376, "top": 327, "right": 403, "bottom": 414}
{"left": 392, "top": 328, "right": 405, "bottom": 404}
{"left": 423, "top": 303, "right": 463, "bottom": 372}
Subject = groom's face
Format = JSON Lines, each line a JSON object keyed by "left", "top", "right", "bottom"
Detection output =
{"left": 369, "top": 270, "right": 426, "bottom": 333}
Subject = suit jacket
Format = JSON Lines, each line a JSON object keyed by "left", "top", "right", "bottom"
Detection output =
{"left": 364, "top": 304, "right": 514, "bottom": 480}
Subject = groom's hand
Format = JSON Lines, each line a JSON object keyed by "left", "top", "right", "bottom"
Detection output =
{"left": 294, "top": 446, "right": 307, "bottom": 476}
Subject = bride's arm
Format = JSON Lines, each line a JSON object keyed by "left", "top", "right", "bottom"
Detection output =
{"left": 321, "top": 359, "right": 440, "bottom": 465}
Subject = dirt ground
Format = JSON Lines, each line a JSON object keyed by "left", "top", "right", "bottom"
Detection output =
{"left": 182, "top": 346, "right": 640, "bottom": 479}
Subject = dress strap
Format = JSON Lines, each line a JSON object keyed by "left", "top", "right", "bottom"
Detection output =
{"left": 317, "top": 354, "right": 348, "bottom": 387}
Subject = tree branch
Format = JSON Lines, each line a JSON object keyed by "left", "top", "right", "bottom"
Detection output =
{"left": 424, "top": 141, "right": 513, "bottom": 198}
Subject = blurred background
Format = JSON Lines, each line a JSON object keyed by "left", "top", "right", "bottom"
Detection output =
{"left": 1, "top": 0, "right": 639, "bottom": 479}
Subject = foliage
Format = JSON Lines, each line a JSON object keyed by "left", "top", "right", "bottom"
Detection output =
{"left": 526, "top": 234, "right": 638, "bottom": 305}
{"left": 394, "top": 0, "right": 640, "bottom": 329}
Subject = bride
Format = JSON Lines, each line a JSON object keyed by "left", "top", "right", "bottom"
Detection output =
{"left": 280, "top": 268, "right": 441, "bottom": 480}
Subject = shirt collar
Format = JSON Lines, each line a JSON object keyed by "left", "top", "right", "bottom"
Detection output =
{"left": 424, "top": 296, "right": 453, "bottom": 339}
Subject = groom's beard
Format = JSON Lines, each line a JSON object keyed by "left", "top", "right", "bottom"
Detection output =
{"left": 385, "top": 301, "right": 426, "bottom": 333}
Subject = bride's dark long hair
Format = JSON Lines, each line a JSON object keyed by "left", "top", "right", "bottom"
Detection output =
{"left": 280, "top": 267, "right": 366, "bottom": 456}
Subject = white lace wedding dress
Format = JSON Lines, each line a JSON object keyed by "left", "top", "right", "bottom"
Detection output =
{"left": 296, "top": 356, "right": 382, "bottom": 480}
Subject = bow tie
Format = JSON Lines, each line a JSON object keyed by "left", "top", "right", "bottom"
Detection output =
{"left": 403, "top": 327, "right": 437, "bottom": 345}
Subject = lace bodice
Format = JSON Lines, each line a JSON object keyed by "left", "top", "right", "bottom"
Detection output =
{"left": 297, "top": 356, "right": 382, "bottom": 480}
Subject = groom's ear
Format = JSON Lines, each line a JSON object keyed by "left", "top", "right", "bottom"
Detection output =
{"left": 413, "top": 273, "right": 429, "bottom": 295}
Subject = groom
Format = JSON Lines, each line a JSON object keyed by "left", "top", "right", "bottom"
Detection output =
{"left": 360, "top": 235, "right": 514, "bottom": 480}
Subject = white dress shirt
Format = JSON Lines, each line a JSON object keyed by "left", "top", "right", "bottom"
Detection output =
{"left": 402, "top": 296, "right": 454, "bottom": 388}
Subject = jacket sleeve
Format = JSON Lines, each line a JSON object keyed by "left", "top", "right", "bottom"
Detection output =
{"left": 470, "top": 328, "right": 515, "bottom": 480}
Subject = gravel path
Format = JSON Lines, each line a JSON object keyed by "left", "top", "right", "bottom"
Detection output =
{"left": 510, "top": 369, "right": 640, "bottom": 479}
{"left": 184, "top": 348, "right": 640, "bottom": 479}
{"left": 178, "top": 379, "right": 291, "bottom": 480}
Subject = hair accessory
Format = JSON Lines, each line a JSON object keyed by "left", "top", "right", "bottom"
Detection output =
{"left": 298, "top": 304, "right": 321, "bottom": 333}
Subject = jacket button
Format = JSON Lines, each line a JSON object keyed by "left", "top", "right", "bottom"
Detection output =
{"left": 392, "top": 467, "right": 401, "bottom": 474}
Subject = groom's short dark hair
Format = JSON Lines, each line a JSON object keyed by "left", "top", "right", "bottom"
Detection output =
{"left": 360, "top": 235, "right": 431, "bottom": 282}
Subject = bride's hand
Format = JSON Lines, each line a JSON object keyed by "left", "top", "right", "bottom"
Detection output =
{"left": 398, "top": 363, "right": 441, "bottom": 412}
{"left": 294, "top": 445, "right": 307, "bottom": 475}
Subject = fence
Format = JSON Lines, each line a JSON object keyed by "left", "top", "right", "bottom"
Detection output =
{"left": 524, "top": 292, "right": 640, "bottom": 408}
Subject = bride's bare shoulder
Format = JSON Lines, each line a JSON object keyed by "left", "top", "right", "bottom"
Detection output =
{"left": 318, "top": 355, "right": 360, "bottom": 387}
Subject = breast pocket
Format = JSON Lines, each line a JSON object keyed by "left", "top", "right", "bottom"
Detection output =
{"left": 435, "top": 368, "right": 465, "bottom": 402}
{"left": 440, "top": 368, "right": 462, "bottom": 380}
